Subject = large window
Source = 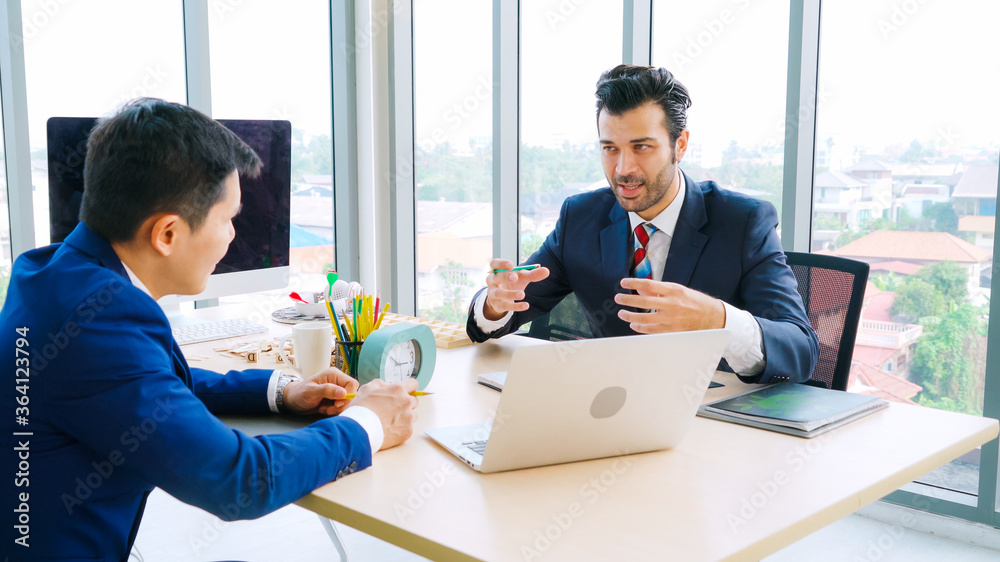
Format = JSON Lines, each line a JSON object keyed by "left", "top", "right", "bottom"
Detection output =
{"left": 519, "top": 0, "right": 623, "bottom": 261}
{"left": 810, "top": 0, "right": 1000, "bottom": 499}
{"left": 0, "top": 105, "right": 9, "bottom": 308}
{"left": 209, "top": 0, "right": 335, "bottom": 297}
{"left": 20, "top": 0, "right": 187, "bottom": 248}
{"left": 651, "top": 0, "right": 790, "bottom": 219}
{"left": 413, "top": 0, "right": 493, "bottom": 322}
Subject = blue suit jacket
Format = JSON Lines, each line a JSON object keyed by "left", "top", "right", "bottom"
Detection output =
{"left": 467, "top": 172, "right": 819, "bottom": 384}
{"left": 1, "top": 224, "right": 371, "bottom": 560}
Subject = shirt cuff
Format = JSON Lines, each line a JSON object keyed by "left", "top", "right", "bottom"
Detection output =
{"left": 721, "top": 302, "right": 766, "bottom": 376}
{"left": 474, "top": 290, "right": 513, "bottom": 334}
{"left": 266, "top": 370, "right": 283, "bottom": 413}
{"left": 340, "top": 406, "right": 384, "bottom": 453}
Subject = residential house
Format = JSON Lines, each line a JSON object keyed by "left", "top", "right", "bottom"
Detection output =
{"left": 833, "top": 230, "right": 992, "bottom": 294}
{"left": 416, "top": 200, "right": 492, "bottom": 309}
{"left": 953, "top": 164, "right": 998, "bottom": 251}
{"left": 813, "top": 170, "right": 869, "bottom": 231}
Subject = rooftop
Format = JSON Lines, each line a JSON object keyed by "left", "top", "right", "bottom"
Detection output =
{"left": 847, "top": 158, "right": 893, "bottom": 172}
{"left": 889, "top": 162, "right": 963, "bottom": 178}
{"left": 848, "top": 361, "right": 923, "bottom": 404}
{"left": 815, "top": 170, "right": 866, "bottom": 189}
{"left": 416, "top": 200, "right": 492, "bottom": 236}
{"left": 952, "top": 164, "right": 999, "bottom": 199}
{"left": 833, "top": 230, "right": 992, "bottom": 263}
{"left": 851, "top": 344, "right": 899, "bottom": 367}
{"left": 899, "top": 184, "right": 947, "bottom": 197}
{"left": 861, "top": 290, "right": 896, "bottom": 322}
{"left": 869, "top": 261, "right": 922, "bottom": 276}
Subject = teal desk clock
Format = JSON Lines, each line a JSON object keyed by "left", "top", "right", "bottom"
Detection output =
{"left": 356, "top": 322, "right": 436, "bottom": 389}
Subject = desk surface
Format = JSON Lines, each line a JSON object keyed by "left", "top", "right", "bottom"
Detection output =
{"left": 188, "top": 311, "right": 998, "bottom": 562}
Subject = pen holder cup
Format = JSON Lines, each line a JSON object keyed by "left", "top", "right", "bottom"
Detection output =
{"left": 334, "top": 340, "right": 365, "bottom": 378}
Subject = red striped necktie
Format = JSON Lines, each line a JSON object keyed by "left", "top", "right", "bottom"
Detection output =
{"left": 632, "top": 222, "right": 656, "bottom": 279}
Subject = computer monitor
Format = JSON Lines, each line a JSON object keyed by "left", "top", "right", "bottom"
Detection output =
{"left": 46, "top": 117, "right": 292, "bottom": 307}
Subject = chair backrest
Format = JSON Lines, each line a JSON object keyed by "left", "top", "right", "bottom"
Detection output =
{"left": 785, "top": 252, "right": 870, "bottom": 391}
{"left": 526, "top": 292, "right": 593, "bottom": 341}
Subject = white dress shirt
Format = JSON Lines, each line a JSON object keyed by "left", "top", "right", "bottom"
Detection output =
{"left": 120, "top": 262, "right": 384, "bottom": 453}
{"left": 474, "top": 174, "right": 766, "bottom": 376}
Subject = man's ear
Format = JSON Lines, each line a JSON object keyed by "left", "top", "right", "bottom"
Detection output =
{"left": 149, "top": 214, "right": 184, "bottom": 257}
{"left": 673, "top": 129, "right": 690, "bottom": 163}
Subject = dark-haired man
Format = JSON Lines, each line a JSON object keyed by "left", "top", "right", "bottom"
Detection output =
{"left": 0, "top": 99, "right": 418, "bottom": 559}
{"left": 467, "top": 65, "right": 818, "bottom": 383}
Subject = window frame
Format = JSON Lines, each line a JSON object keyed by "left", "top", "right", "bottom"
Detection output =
{"left": 1, "top": 0, "right": 996, "bottom": 528}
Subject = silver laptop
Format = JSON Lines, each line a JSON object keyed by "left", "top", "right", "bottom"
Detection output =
{"left": 425, "top": 329, "right": 730, "bottom": 473}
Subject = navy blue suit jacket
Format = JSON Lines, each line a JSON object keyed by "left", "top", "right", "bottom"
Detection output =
{"left": 1, "top": 224, "right": 371, "bottom": 560}
{"left": 468, "top": 172, "right": 819, "bottom": 384}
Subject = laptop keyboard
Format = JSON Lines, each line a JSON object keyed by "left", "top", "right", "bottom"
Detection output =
{"left": 462, "top": 440, "right": 488, "bottom": 455}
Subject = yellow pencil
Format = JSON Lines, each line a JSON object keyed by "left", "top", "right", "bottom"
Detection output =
{"left": 366, "top": 295, "right": 375, "bottom": 336}
{"left": 373, "top": 302, "right": 391, "bottom": 330}
{"left": 343, "top": 313, "right": 356, "bottom": 342}
{"left": 326, "top": 300, "right": 349, "bottom": 358}
{"left": 341, "top": 391, "right": 433, "bottom": 400}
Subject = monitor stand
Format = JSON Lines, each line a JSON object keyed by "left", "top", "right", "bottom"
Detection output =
{"left": 161, "top": 302, "right": 210, "bottom": 329}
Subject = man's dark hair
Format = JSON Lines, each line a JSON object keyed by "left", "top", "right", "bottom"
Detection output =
{"left": 595, "top": 65, "right": 692, "bottom": 144}
{"left": 80, "top": 98, "right": 262, "bottom": 242}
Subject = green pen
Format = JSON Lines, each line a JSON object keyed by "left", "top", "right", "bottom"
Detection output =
{"left": 492, "top": 264, "right": 541, "bottom": 274}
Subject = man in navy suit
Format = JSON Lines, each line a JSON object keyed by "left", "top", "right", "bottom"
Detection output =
{"left": 0, "top": 99, "right": 418, "bottom": 559}
{"left": 467, "top": 65, "right": 818, "bottom": 384}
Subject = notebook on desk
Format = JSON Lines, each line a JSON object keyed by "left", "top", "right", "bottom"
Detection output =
{"left": 697, "top": 382, "right": 889, "bottom": 438}
{"left": 426, "top": 329, "right": 731, "bottom": 473}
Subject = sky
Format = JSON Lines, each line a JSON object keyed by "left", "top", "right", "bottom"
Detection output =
{"left": 414, "top": 0, "right": 1000, "bottom": 156}
{"left": 15, "top": 0, "right": 1000, "bottom": 156}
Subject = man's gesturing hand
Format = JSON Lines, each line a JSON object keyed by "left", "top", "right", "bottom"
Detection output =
{"left": 615, "top": 278, "right": 726, "bottom": 333}
{"left": 483, "top": 259, "right": 550, "bottom": 321}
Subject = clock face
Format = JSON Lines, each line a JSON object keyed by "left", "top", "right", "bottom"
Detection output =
{"left": 383, "top": 340, "right": 420, "bottom": 383}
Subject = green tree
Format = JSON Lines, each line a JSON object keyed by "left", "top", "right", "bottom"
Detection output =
{"left": 832, "top": 228, "right": 868, "bottom": 249}
{"left": 914, "top": 261, "right": 967, "bottom": 307}
{"left": 871, "top": 271, "right": 902, "bottom": 292}
{"left": 415, "top": 143, "right": 492, "bottom": 202}
{"left": 911, "top": 304, "right": 986, "bottom": 415}
{"left": 520, "top": 143, "right": 604, "bottom": 194}
{"left": 813, "top": 215, "right": 842, "bottom": 231}
{"left": 920, "top": 202, "right": 959, "bottom": 234}
{"left": 891, "top": 276, "right": 945, "bottom": 321}
{"left": 0, "top": 265, "right": 10, "bottom": 312}
{"left": 902, "top": 139, "right": 924, "bottom": 162}
{"left": 307, "top": 134, "right": 333, "bottom": 175}
{"left": 520, "top": 232, "right": 545, "bottom": 260}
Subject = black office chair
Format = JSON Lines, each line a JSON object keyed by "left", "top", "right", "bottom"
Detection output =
{"left": 526, "top": 292, "right": 593, "bottom": 341}
{"left": 785, "top": 252, "right": 870, "bottom": 391}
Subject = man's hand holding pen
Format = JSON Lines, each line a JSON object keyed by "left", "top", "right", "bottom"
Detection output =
{"left": 483, "top": 260, "right": 550, "bottom": 321}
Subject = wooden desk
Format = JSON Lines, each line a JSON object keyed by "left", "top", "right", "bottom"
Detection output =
{"left": 189, "top": 315, "right": 998, "bottom": 561}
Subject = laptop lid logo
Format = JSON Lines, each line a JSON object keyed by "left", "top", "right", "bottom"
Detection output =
{"left": 590, "top": 387, "right": 627, "bottom": 419}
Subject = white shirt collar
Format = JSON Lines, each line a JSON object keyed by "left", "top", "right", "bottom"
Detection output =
{"left": 627, "top": 170, "right": 686, "bottom": 237}
{"left": 120, "top": 262, "right": 153, "bottom": 298}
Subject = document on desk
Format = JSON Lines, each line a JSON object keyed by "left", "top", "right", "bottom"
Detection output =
{"left": 698, "top": 383, "right": 887, "bottom": 438}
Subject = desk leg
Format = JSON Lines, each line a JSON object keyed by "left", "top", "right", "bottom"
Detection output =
{"left": 318, "top": 515, "right": 349, "bottom": 561}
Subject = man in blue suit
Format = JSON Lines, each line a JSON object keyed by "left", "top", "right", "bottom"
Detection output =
{"left": 467, "top": 65, "right": 818, "bottom": 384}
{"left": 1, "top": 99, "right": 418, "bottom": 559}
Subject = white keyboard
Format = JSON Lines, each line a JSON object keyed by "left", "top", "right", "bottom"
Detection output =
{"left": 173, "top": 318, "right": 269, "bottom": 345}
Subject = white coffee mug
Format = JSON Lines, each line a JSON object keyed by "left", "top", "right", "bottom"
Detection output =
{"left": 278, "top": 322, "right": 333, "bottom": 377}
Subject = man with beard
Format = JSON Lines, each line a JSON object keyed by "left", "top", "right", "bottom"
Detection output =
{"left": 466, "top": 65, "right": 818, "bottom": 384}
